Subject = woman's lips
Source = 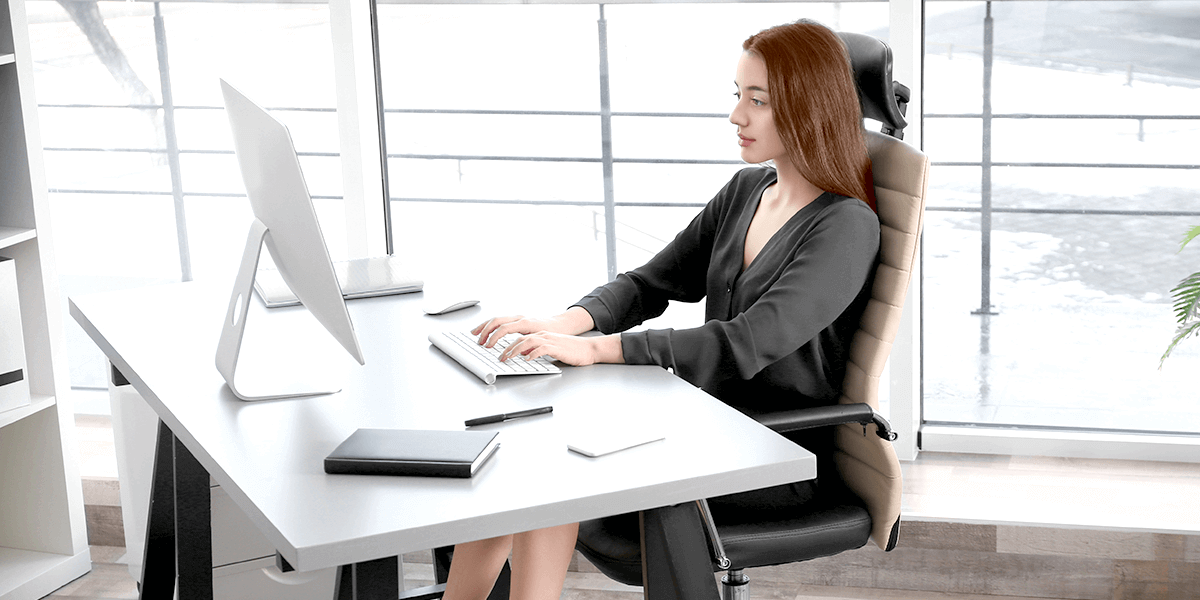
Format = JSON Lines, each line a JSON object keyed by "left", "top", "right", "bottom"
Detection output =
{"left": 738, "top": 134, "right": 754, "bottom": 147}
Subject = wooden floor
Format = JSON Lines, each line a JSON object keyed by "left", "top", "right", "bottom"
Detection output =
{"left": 43, "top": 545, "right": 1048, "bottom": 600}
{"left": 64, "top": 414, "right": 1200, "bottom": 600}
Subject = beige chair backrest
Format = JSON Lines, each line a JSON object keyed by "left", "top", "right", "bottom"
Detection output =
{"left": 834, "top": 129, "right": 929, "bottom": 551}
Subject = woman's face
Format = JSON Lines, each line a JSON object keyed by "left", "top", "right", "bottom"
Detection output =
{"left": 730, "top": 52, "right": 787, "bottom": 167}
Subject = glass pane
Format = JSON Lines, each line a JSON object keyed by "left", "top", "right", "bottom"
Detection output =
{"left": 28, "top": 1, "right": 340, "bottom": 408}
{"left": 923, "top": 0, "right": 1200, "bottom": 433}
{"left": 381, "top": 1, "right": 888, "bottom": 296}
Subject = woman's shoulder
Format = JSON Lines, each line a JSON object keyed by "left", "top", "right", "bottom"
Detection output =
{"left": 812, "top": 192, "right": 879, "bottom": 223}
{"left": 728, "top": 165, "right": 777, "bottom": 188}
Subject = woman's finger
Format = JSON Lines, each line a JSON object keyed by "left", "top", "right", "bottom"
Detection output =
{"left": 474, "top": 316, "right": 521, "bottom": 346}
{"left": 499, "top": 335, "right": 532, "bottom": 362}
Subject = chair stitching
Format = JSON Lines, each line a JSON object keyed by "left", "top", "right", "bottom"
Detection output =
{"left": 722, "top": 519, "right": 871, "bottom": 544}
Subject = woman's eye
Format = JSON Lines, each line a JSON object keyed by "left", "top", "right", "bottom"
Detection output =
{"left": 751, "top": 98, "right": 765, "bottom": 107}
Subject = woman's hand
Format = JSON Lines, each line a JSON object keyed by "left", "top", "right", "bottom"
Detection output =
{"left": 496, "top": 332, "right": 624, "bottom": 367}
{"left": 472, "top": 307, "right": 596, "bottom": 348}
{"left": 472, "top": 315, "right": 559, "bottom": 346}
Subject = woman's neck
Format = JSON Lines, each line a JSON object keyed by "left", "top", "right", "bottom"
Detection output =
{"left": 768, "top": 159, "right": 824, "bottom": 210}
{"left": 742, "top": 159, "right": 826, "bottom": 270}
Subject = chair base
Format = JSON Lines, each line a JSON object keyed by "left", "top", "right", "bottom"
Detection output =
{"left": 720, "top": 569, "right": 750, "bottom": 600}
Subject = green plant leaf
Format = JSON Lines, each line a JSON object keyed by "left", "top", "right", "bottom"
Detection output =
{"left": 1160, "top": 318, "right": 1200, "bottom": 369}
{"left": 1180, "top": 225, "right": 1200, "bottom": 253}
{"left": 1169, "top": 271, "right": 1200, "bottom": 325}
{"left": 1161, "top": 226, "right": 1200, "bottom": 366}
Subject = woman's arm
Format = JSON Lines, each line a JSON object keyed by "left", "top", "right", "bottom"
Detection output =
{"left": 473, "top": 306, "right": 597, "bottom": 345}
{"left": 575, "top": 171, "right": 760, "bottom": 334}
{"left": 622, "top": 200, "right": 880, "bottom": 390}
{"left": 496, "top": 330, "right": 624, "bottom": 366}
{"left": 471, "top": 169, "right": 761, "bottom": 368}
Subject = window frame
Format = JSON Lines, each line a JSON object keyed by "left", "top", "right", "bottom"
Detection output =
{"left": 331, "top": 0, "right": 1199, "bottom": 464}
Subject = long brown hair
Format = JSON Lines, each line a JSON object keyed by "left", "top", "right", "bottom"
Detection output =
{"left": 743, "top": 20, "right": 876, "bottom": 212}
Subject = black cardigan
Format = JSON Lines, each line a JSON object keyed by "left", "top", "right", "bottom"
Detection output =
{"left": 574, "top": 167, "right": 880, "bottom": 415}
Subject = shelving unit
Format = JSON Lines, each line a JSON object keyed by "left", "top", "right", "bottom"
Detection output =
{"left": 0, "top": 227, "right": 36, "bottom": 249}
{"left": 0, "top": 0, "right": 92, "bottom": 596}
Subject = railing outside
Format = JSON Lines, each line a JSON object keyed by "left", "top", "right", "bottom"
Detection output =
{"left": 34, "top": 0, "right": 1200, "bottom": 433}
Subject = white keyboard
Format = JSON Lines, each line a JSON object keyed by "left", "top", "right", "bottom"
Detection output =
{"left": 428, "top": 331, "right": 561, "bottom": 385}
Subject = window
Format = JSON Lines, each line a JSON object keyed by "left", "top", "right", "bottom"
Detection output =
{"left": 922, "top": 0, "right": 1200, "bottom": 438}
{"left": 28, "top": 1, "right": 340, "bottom": 409}
{"left": 378, "top": 1, "right": 889, "bottom": 320}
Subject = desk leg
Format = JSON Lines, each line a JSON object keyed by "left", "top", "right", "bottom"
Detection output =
{"left": 139, "top": 421, "right": 213, "bottom": 600}
{"left": 639, "top": 504, "right": 720, "bottom": 600}
{"left": 174, "top": 434, "right": 213, "bottom": 600}
{"left": 139, "top": 422, "right": 176, "bottom": 599}
{"left": 335, "top": 556, "right": 399, "bottom": 600}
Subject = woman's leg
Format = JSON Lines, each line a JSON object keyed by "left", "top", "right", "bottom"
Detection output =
{"left": 442, "top": 534, "right": 514, "bottom": 600}
{"left": 510, "top": 522, "right": 580, "bottom": 600}
{"left": 441, "top": 523, "right": 578, "bottom": 600}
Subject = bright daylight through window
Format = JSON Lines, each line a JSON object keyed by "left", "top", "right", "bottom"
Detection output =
{"left": 26, "top": 1, "right": 340, "bottom": 408}
{"left": 22, "top": 0, "right": 1200, "bottom": 447}
{"left": 922, "top": 0, "right": 1200, "bottom": 435}
{"left": 377, "top": 0, "right": 889, "bottom": 352}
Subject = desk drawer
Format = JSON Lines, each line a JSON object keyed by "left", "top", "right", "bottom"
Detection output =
{"left": 214, "top": 556, "right": 337, "bottom": 600}
{"left": 212, "top": 485, "right": 276, "bottom": 567}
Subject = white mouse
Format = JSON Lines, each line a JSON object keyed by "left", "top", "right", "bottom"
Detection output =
{"left": 423, "top": 299, "right": 480, "bottom": 315}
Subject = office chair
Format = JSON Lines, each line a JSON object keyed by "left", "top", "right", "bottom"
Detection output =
{"left": 399, "top": 31, "right": 927, "bottom": 600}
{"left": 572, "top": 31, "right": 930, "bottom": 599}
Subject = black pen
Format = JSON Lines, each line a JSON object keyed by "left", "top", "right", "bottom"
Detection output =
{"left": 465, "top": 406, "right": 553, "bottom": 427}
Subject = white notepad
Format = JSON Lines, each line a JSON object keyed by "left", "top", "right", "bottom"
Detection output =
{"left": 254, "top": 255, "right": 423, "bottom": 308}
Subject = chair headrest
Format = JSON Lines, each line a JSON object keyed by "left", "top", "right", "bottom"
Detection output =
{"left": 837, "top": 32, "right": 910, "bottom": 139}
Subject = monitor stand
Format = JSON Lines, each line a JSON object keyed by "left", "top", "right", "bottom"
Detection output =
{"left": 215, "top": 219, "right": 342, "bottom": 401}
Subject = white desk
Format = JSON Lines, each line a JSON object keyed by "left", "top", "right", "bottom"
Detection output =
{"left": 70, "top": 281, "right": 814, "bottom": 599}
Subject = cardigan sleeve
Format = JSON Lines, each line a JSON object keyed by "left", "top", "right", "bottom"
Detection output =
{"left": 613, "top": 200, "right": 879, "bottom": 392}
{"left": 573, "top": 171, "right": 749, "bottom": 333}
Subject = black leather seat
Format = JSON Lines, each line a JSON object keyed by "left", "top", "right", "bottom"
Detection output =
{"left": 576, "top": 479, "right": 873, "bottom": 587}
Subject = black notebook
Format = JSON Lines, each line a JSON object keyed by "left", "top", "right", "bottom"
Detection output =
{"left": 324, "top": 429, "right": 500, "bottom": 478}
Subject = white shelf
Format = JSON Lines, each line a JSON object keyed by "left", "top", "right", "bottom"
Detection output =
{"left": 0, "top": 546, "right": 91, "bottom": 600}
{"left": 0, "top": 227, "right": 35, "bottom": 252}
{"left": 1, "top": 0, "right": 91, "bottom": 594}
{"left": 0, "top": 395, "right": 53, "bottom": 430}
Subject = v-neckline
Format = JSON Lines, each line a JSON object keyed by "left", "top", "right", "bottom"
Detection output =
{"left": 740, "top": 174, "right": 821, "bottom": 275}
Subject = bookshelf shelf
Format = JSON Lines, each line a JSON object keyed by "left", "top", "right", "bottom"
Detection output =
{"left": 0, "top": 546, "right": 90, "bottom": 600}
{"left": 0, "top": 394, "right": 53, "bottom": 430}
{"left": 0, "top": 0, "right": 91, "bottom": 596}
{"left": 0, "top": 226, "right": 35, "bottom": 252}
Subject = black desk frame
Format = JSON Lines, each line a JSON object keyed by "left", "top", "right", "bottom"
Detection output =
{"left": 135, "top": 418, "right": 721, "bottom": 600}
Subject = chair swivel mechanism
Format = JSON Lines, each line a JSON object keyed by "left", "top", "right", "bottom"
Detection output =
{"left": 573, "top": 31, "right": 931, "bottom": 599}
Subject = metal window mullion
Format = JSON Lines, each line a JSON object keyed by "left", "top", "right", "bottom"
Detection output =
{"left": 331, "top": 0, "right": 388, "bottom": 259}
{"left": 974, "top": 0, "right": 996, "bottom": 317}
{"left": 888, "top": 0, "right": 924, "bottom": 462}
{"left": 598, "top": 5, "right": 617, "bottom": 282}
{"left": 153, "top": 2, "right": 191, "bottom": 283}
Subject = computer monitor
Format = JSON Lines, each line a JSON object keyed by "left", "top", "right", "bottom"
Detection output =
{"left": 214, "top": 79, "right": 365, "bottom": 401}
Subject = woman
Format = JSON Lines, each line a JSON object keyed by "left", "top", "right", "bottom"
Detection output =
{"left": 442, "top": 19, "right": 880, "bottom": 600}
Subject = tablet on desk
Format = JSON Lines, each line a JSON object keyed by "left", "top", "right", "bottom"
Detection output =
{"left": 567, "top": 428, "right": 665, "bottom": 458}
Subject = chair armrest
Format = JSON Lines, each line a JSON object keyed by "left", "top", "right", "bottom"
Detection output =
{"left": 753, "top": 403, "right": 898, "bottom": 442}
